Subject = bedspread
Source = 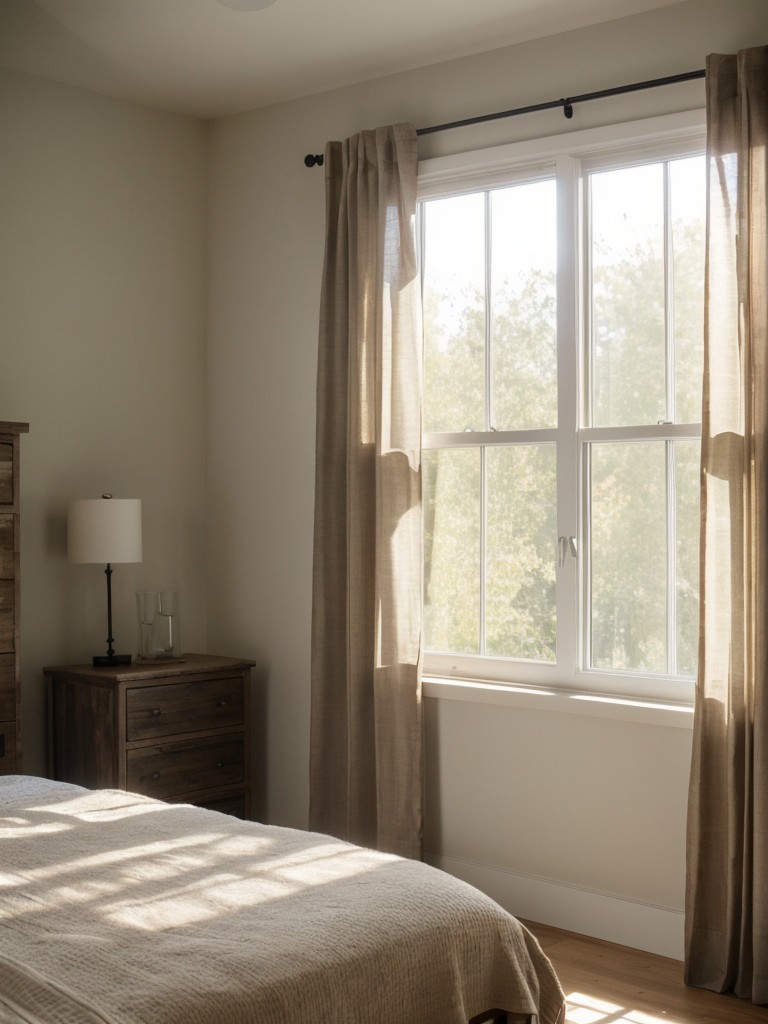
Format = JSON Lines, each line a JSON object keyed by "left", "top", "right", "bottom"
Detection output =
{"left": 0, "top": 776, "right": 564, "bottom": 1024}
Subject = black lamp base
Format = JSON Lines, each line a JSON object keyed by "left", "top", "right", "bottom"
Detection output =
{"left": 93, "top": 653, "right": 132, "bottom": 666}
{"left": 95, "top": 563, "right": 133, "bottom": 667}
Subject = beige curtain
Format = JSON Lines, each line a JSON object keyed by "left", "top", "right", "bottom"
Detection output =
{"left": 686, "top": 47, "right": 768, "bottom": 1004}
{"left": 309, "top": 123, "right": 423, "bottom": 860}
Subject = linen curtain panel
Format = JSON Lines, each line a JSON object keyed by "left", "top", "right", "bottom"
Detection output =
{"left": 686, "top": 46, "right": 768, "bottom": 1004}
{"left": 310, "top": 124, "right": 423, "bottom": 860}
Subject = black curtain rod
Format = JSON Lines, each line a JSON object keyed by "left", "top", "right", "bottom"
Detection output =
{"left": 304, "top": 68, "right": 705, "bottom": 167}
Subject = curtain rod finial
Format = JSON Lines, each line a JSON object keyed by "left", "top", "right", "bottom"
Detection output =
{"left": 304, "top": 153, "right": 324, "bottom": 167}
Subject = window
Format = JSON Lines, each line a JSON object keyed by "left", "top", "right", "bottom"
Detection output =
{"left": 419, "top": 112, "right": 705, "bottom": 704}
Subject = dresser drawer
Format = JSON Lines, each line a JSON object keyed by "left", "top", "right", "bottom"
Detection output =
{"left": 126, "top": 676, "right": 244, "bottom": 741}
{"left": 126, "top": 734, "right": 244, "bottom": 800}
{"left": 0, "top": 443, "right": 12, "bottom": 506}
{"left": 0, "top": 581, "right": 13, "bottom": 653}
{"left": 194, "top": 793, "right": 247, "bottom": 818}
{"left": 0, "top": 517, "right": 13, "bottom": 578}
{"left": 0, "top": 655, "right": 14, "bottom": 721}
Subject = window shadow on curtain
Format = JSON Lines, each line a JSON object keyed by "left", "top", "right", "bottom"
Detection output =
{"left": 310, "top": 124, "right": 424, "bottom": 860}
{"left": 686, "top": 46, "right": 768, "bottom": 1004}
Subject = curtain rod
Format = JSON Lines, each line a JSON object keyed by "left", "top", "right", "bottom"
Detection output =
{"left": 303, "top": 68, "right": 705, "bottom": 167}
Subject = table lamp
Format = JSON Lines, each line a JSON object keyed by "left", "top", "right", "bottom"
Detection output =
{"left": 68, "top": 494, "right": 143, "bottom": 666}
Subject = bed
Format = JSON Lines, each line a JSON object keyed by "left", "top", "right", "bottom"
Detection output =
{"left": 0, "top": 775, "right": 565, "bottom": 1024}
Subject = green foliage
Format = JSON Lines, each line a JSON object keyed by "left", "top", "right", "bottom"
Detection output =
{"left": 423, "top": 197, "right": 703, "bottom": 678}
{"left": 424, "top": 270, "right": 557, "bottom": 662}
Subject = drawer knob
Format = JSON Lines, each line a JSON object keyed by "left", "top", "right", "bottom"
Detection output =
{"left": 217, "top": 700, "right": 227, "bottom": 708}
{"left": 151, "top": 771, "right": 161, "bottom": 781}
{"left": 216, "top": 761, "right": 224, "bottom": 769}
{"left": 152, "top": 708, "right": 161, "bottom": 716}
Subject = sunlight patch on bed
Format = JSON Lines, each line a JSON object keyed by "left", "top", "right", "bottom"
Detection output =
{"left": 3, "top": 817, "right": 390, "bottom": 931}
{"left": 27, "top": 794, "right": 188, "bottom": 822}
{"left": 0, "top": 818, "right": 72, "bottom": 839}
{"left": 105, "top": 874, "right": 292, "bottom": 929}
{"left": 201, "top": 833, "right": 396, "bottom": 887}
{"left": 0, "top": 872, "right": 30, "bottom": 889}
{"left": 4, "top": 786, "right": 404, "bottom": 933}
{"left": 22, "top": 831, "right": 229, "bottom": 882}
{"left": 242, "top": 842, "right": 385, "bottom": 882}
{"left": 103, "top": 844, "right": 399, "bottom": 930}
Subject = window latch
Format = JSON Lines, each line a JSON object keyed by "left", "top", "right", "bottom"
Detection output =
{"left": 558, "top": 535, "right": 577, "bottom": 566}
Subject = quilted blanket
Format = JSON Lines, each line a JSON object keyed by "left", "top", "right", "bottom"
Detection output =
{"left": 0, "top": 776, "right": 564, "bottom": 1024}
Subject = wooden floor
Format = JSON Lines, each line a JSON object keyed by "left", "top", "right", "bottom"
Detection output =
{"left": 522, "top": 920, "right": 768, "bottom": 1024}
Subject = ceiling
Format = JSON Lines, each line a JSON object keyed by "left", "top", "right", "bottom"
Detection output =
{"left": 0, "top": 0, "right": 687, "bottom": 120}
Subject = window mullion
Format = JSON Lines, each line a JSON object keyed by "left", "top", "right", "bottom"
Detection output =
{"left": 664, "top": 160, "right": 675, "bottom": 423}
{"left": 481, "top": 191, "right": 491, "bottom": 655}
{"left": 556, "top": 153, "right": 579, "bottom": 678}
{"left": 664, "top": 162, "right": 676, "bottom": 677}
{"left": 485, "top": 190, "right": 493, "bottom": 432}
{"left": 582, "top": 444, "right": 593, "bottom": 670}
{"left": 480, "top": 445, "right": 487, "bottom": 656}
{"left": 667, "top": 440, "right": 677, "bottom": 676}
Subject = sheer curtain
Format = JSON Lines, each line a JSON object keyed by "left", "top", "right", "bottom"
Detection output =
{"left": 686, "top": 46, "right": 768, "bottom": 1003}
{"left": 309, "top": 123, "right": 423, "bottom": 860}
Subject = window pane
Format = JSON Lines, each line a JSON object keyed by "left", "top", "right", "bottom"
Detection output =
{"left": 420, "top": 129, "right": 704, "bottom": 692}
{"left": 486, "top": 445, "right": 556, "bottom": 660}
{"left": 423, "top": 193, "right": 485, "bottom": 432}
{"left": 589, "top": 442, "right": 667, "bottom": 673}
{"left": 590, "top": 164, "right": 665, "bottom": 427}
{"left": 490, "top": 180, "right": 557, "bottom": 430}
{"left": 671, "top": 157, "right": 705, "bottom": 424}
{"left": 675, "top": 440, "right": 700, "bottom": 677}
{"left": 424, "top": 448, "right": 480, "bottom": 653}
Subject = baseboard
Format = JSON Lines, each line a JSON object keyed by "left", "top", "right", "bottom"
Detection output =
{"left": 426, "top": 852, "right": 685, "bottom": 961}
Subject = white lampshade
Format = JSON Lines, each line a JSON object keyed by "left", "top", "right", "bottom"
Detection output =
{"left": 68, "top": 497, "right": 143, "bottom": 565}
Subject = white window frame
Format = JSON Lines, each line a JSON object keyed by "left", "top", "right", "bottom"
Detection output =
{"left": 418, "top": 109, "right": 706, "bottom": 710}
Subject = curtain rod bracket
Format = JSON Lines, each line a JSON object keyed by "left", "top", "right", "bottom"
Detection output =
{"left": 562, "top": 99, "right": 574, "bottom": 119}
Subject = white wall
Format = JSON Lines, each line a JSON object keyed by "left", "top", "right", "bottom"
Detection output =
{"left": 206, "top": 0, "right": 768, "bottom": 959}
{"left": 0, "top": 68, "right": 208, "bottom": 775}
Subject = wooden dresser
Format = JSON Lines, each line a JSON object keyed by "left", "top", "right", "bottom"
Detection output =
{"left": 45, "top": 654, "right": 255, "bottom": 818}
{"left": 0, "top": 421, "right": 28, "bottom": 775}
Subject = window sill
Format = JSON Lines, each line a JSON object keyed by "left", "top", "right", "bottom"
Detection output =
{"left": 422, "top": 675, "right": 694, "bottom": 729}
